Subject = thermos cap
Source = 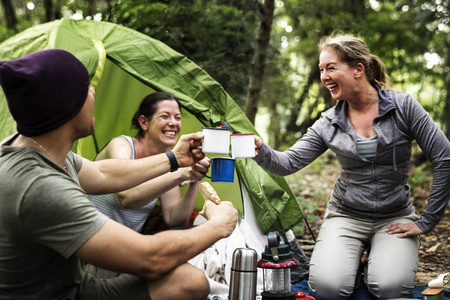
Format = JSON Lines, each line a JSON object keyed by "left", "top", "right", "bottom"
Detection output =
{"left": 231, "top": 248, "right": 257, "bottom": 271}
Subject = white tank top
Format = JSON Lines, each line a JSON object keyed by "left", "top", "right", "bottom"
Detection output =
{"left": 89, "top": 135, "right": 157, "bottom": 232}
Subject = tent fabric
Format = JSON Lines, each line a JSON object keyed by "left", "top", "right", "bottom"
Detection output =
{"left": 0, "top": 18, "right": 304, "bottom": 234}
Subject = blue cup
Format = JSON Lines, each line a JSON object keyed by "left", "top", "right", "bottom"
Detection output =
{"left": 205, "top": 157, "right": 235, "bottom": 183}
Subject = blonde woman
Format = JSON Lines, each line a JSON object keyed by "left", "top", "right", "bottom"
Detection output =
{"left": 254, "top": 33, "right": 450, "bottom": 299}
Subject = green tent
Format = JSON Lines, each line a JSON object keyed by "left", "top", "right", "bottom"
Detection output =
{"left": 0, "top": 18, "right": 304, "bottom": 234}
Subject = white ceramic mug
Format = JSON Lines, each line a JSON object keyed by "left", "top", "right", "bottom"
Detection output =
{"left": 201, "top": 127, "right": 231, "bottom": 155}
{"left": 231, "top": 133, "right": 255, "bottom": 158}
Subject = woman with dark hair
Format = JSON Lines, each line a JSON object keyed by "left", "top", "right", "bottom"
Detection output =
{"left": 89, "top": 92, "right": 209, "bottom": 233}
{"left": 253, "top": 33, "right": 450, "bottom": 299}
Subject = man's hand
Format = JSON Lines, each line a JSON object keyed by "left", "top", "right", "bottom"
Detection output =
{"left": 203, "top": 201, "right": 238, "bottom": 239}
{"left": 172, "top": 133, "right": 205, "bottom": 167}
{"left": 386, "top": 222, "right": 423, "bottom": 238}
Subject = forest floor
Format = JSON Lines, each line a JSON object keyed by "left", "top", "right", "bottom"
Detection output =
{"left": 286, "top": 150, "right": 449, "bottom": 286}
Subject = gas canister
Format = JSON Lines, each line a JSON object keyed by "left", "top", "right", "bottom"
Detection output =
{"left": 422, "top": 287, "right": 445, "bottom": 300}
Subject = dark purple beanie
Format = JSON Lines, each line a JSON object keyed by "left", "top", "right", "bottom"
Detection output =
{"left": 0, "top": 49, "right": 90, "bottom": 136}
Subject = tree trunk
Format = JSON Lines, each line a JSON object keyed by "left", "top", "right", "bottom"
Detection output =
{"left": 244, "top": 0, "right": 274, "bottom": 124}
{"left": 87, "top": 0, "right": 95, "bottom": 17}
{"left": 297, "top": 85, "right": 333, "bottom": 135}
{"left": 44, "top": 0, "right": 54, "bottom": 22}
{"left": 444, "top": 40, "right": 450, "bottom": 139}
{"left": 104, "top": 0, "right": 113, "bottom": 22}
{"left": 268, "top": 100, "right": 282, "bottom": 150}
{"left": 54, "top": 0, "right": 62, "bottom": 19}
{"left": 1, "top": 0, "right": 18, "bottom": 32}
{"left": 279, "top": 60, "right": 335, "bottom": 143}
{"left": 285, "top": 60, "right": 320, "bottom": 134}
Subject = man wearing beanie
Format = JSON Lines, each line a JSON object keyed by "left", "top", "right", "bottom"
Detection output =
{"left": 0, "top": 49, "right": 238, "bottom": 300}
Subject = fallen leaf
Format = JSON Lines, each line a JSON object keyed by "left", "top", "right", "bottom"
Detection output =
{"left": 426, "top": 243, "right": 441, "bottom": 253}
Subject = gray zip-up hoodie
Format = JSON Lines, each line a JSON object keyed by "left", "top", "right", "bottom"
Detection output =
{"left": 254, "top": 84, "right": 450, "bottom": 234}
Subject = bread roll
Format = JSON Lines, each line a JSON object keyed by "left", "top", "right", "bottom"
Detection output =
{"left": 199, "top": 182, "right": 221, "bottom": 217}
{"left": 199, "top": 182, "right": 221, "bottom": 204}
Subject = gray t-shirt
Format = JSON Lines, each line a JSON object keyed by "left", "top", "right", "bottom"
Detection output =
{"left": 0, "top": 134, "right": 108, "bottom": 299}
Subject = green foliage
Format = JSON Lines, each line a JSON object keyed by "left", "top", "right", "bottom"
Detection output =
{"left": 0, "top": 2, "right": 41, "bottom": 43}
{"left": 254, "top": 0, "right": 448, "bottom": 148}
{"left": 291, "top": 222, "right": 305, "bottom": 236}
{"left": 291, "top": 197, "right": 319, "bottom": 236}
{"left": 109, "top": 0, "right": 259, "bottom": 106}
{"left": 408, "top": 161, "right": 432, "bottom": 190}
{"left": 0, "top": 0, "right": 448, "bottom": 145}
{"left": 285, "top": 153, "right": 338, "bottom": 236}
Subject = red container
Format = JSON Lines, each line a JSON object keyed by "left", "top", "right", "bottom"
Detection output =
{"left": 295, "top": 292, "right": 316, "bottom": 300}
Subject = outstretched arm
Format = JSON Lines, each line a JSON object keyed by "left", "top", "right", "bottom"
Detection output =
{"left": 117, "top": 158, "right": 208, "bottom": 222}
{"left": 158, "top": 158, "right": 210, "bottom": 226}
{"left": 75, "top": 200, "right": 238, "bottom": 280}
{"left": 78, "top": 133, "right": 204, "bottom": 195}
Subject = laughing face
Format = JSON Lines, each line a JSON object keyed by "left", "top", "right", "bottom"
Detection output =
{"left": 143, "top": 99, "right": 181, "bottom": 149}
{"left": 319, "top": 47, "right": 358, "bottom": 101}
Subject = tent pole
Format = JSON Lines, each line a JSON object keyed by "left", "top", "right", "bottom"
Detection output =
{"left": 304, "top": 218, "right": 316, "bottom": 243}
{"left": 92, "top": 133, "right": 99, "bottom": 154}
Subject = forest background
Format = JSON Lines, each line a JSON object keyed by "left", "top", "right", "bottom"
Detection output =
{"left": 1, "top": 0, "right": 449, "bottom": 285}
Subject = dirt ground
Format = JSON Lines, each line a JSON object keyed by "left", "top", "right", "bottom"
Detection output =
{"left": 287, "top": 154, "right": 449, "bottom": 286}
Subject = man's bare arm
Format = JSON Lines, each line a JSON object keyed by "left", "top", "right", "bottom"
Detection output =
{"left": 75, "top": 201, "right": 237, "bottom": 280}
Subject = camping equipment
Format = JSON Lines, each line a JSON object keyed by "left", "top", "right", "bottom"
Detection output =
{"left": 295, "top": 292, "right": 316, "bottom": 299}
{"left": 428, "top": 273, "right": 449, "bottom": 288}
{"left": 228, "top": 248, "right": 258, "bottom": 300}
{"left": 422, "top": 288, "right": 445, "bottom": 300}
{"left": 231, "top": 133, "right": 256, "bottom": 159}
{"left": 201, "top": 126, "right": 231, "bottom": 155}
{"left": 421, "top": 273, "right": 449, "bottom": 300}
{"left": 205, "top": 157, "right": 236, "bottom": 183}
{"left": 258, "top": 232, "right": 299, "bottom": 300}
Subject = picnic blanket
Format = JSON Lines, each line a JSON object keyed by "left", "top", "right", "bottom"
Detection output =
{"left": 206, "top": 279, "right": 450, "bottom": 299}
{"left": 291, "top": 279, "right": 450, "bottom": 300}
{"left": 189, "top": 216, "right": 265, "bottom": 298}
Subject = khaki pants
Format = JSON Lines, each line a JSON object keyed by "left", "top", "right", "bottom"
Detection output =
{"left": 308, "top": 210, "right": 420, "bottom": 300}
{"left": 78, "top": 271, "right": 150, "bottom": 300}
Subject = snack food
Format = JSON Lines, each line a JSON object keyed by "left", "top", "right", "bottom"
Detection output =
{"left": 199, "top": 182, "right": 221, "bottom": 204}
{"left": 199, "top": 182, "right": 221, "bottom": 217}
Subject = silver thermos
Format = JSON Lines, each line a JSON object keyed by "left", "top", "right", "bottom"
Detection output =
{"left": 228, "top": 248, "right": 258, "bottom": 300}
